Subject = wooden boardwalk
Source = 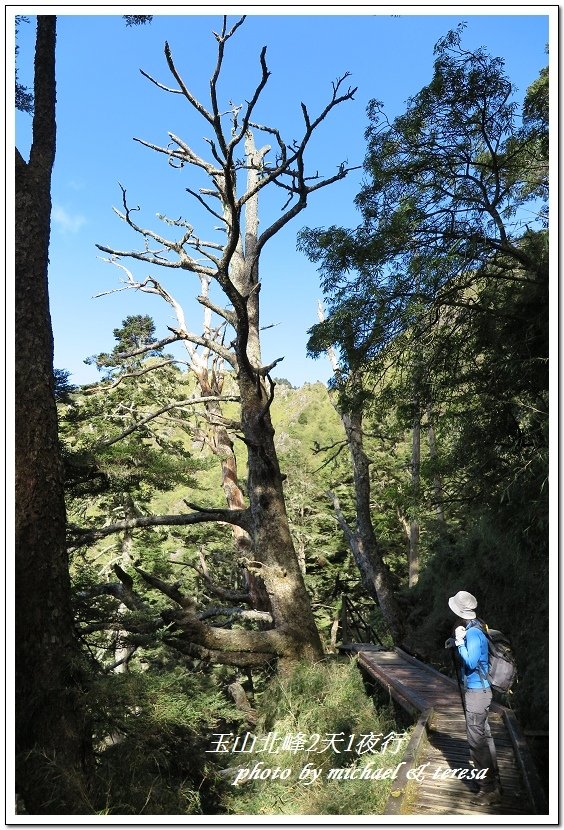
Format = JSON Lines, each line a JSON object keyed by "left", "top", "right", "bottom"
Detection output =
{"left": 352, "top": 646, "right": 548, "bottom": 816}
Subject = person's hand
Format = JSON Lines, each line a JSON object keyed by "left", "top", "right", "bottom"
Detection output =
{"left": 454, "top": 625, "right": 466, "bottom": 646}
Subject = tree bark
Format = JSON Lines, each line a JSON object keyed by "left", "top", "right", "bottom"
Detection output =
{"left": 340, "top": 411, "right": 404, "bottom": 644}
{"left": 319, "top": 309, "right": 404, "bottom": 644}
{"left": 15, "top": 16, "right": 91, "bottom": 813}
{"left": 409, "top": 412, "right": 421, "bottom": 587}
{"left": 238, "top": 371, "right": 324, "bottom": 666}
{"left": 426, "top": 403, "right": 446, "bottom": 523}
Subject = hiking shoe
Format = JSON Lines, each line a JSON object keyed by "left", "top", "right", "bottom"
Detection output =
{"left": 473, "top": 786, "right": 502, "bottom": 806}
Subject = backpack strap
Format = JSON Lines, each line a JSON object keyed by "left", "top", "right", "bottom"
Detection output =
{"left": 471, "top": 620, "right": 490, "bottom": 693}
{"left": 476, "top": 661, "right": 489, "bottom": 692}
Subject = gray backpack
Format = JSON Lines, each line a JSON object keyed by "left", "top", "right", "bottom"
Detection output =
{"left": 480, "top": 627, "right": 518, "bottom": 694}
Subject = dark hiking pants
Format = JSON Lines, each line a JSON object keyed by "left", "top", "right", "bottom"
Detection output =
{"left": 465, "top": 687, "right": 498, "bottom": 790}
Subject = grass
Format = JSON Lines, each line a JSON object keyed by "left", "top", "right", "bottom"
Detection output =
{"left": 223, "top": 656, "right": 411, "bottom": 816}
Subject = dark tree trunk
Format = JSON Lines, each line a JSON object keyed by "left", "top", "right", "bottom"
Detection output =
{"left": 409, "top": 413, "right": 421, "bottom": 587}
{"left": 319, "top": 319, "right": 404, "bottom": 645}
{"left": 426, "top": 403, "right": 446, "bottom": 523}
{"left": 15, "top": 16, "right": 91, "bottom": 813}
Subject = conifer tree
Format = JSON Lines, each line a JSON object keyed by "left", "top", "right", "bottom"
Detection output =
{"left": 299, "top": 27, "right": 548, "bottom": 630}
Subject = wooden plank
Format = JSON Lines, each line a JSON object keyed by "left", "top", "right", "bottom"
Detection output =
{"left": 357, "top": 653, "right": 427, "bottom": 718}
{"left": 414, "top": 785, "right": 526, "bottom": 804}
{"left": 385, "top": 708, "right": 433, "bottom": 816}
{"left": 357, "top": 646, "right": 545, "bottom": 816}
{"left": 412, "top": 798, "right": 527, "bottom": 816}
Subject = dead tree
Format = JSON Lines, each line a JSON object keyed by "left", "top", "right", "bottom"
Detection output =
{"left": 83, "top": 16, "right": 358, "bottom": 668}
{"left": 96, "top": 257, "right": 269, "bottom": 611}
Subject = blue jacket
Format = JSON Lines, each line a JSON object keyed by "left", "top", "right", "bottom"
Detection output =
{"left": 457, "top": 621, "right": 490, "bottom": 689}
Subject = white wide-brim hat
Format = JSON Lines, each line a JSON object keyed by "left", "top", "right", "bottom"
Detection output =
{"left": 448, "top": 590, "right": 478, "bottom": 619}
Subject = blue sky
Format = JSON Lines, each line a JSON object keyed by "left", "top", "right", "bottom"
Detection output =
{"left": 13, "top": 8, "right": 551, "bottom": 388}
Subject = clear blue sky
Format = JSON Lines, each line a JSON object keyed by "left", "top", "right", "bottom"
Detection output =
{"left": 14, "top": 8, "right": 551, "bottom": 388}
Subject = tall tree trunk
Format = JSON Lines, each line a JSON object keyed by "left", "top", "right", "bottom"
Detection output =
{"left": 409, "top": 412, "right": 421, "bottom": 587}
{"left": 92, "top": 29, "right": 358, "bottom": 669}
{"left": 224, "top": 132, "right": 323, "bottom": 664}
{"left": 426, "top": 403, "right": 446, "bottom": 523}
{"left": 237, "top": 371, "right": 324, "bottom": 666}
{"left": 15, "top": 16, "right": 91, "bottom": 813}
{"left": 319, "top": 309, "right": 403, "bottom": 644}
{"left": 341, "top": 411, "right": 404, "bottom": 644}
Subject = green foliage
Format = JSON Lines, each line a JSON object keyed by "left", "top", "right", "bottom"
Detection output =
{"left": 403, "top": 506, "right": 548, "bottom": 731}
{"left": 61, "top": 318, "right": 207, "bottom": 558}
{"left": 87, "top": 661, "right": 242, "bottom": 814}
{"left": 297, "top": 29, "right": 549, "bottom": 743}
{"left": 15, "top": 16, "right": 34, "bottom": 114}
{"left": 300, "top": 27, "right": 547, "bottom": 374}
{"left": 226, "top": 658, "right": 405, "bottom": 815}
{"left": 90, "top": 664, "right": 241, "bottom": 742}
{"left": 299, "top": 31, "right": 548, "bottom": 539}
{"left": 523, "top": 59, "right": 549, "bottom": 168}
{"left": 271, "top": 383, "right": 378, "bottom": 644}
{"left": 54, "top": 368, "right": 77, "bottom": 403}
{"left": 123, "top": 15, "right": 153, "bottom": 26}
{"left": 85, "top": 315, "right": 163, "bottom": 375}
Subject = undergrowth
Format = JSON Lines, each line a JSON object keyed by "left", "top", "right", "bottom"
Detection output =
{"left": 224, "top": 657, "right": 410, "bottom": 816}
{"left": 88, "top": 665, "right": 242, "bottom": 814}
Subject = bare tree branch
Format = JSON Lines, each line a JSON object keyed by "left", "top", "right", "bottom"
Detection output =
{"left": 84, "top": 360, "right": 178, "bottom": 393}
{"left": 162, "top": 638, "right": 276, "bottom": 667}
{"left": 167, "top": 131, "right": 223, "bottom": 177}
{"left": 139, "top": 67, "right": 182, "bottom": 95}
{"left": 209, "top": 16, "right": 248, "bottom": 159}
{"left": 185, "top": 186, "right": 227, "bottom": 226}
{"left": 327, "top": 490, "right": 356, "bottom": 547}
{"left": 199, "top": 606, "right": 273, "bottom": 624}
{"left": 97, "top": 185, "right": 217, "bottom": 275}
{"left": 165, "top": 610, "right": 289, "bottom": 656}
{"left": 135, "top": 565, "right": 197, "bottom": 609}
{"left": 92, "top": 395, "right": 240, "bottom": 449}
{"left": 76, "top": 564, "right": 149, "bottom": 614}
{"left": 120, "top": 560, "right": 290, "bottom": 659}
{"left": 231, "top": 46, "right": 270, "bottom": 148}
{"left": 169, "top": 326, "right": 238, "bottom": 368}
{"left": 189, "top": 549, "right": 252, "bottom": 604}
{"left": 68, "top": 506, "right": 252, "bottom": 550}
{"left": 196, "top": 293, "right": 237, "bottom": 326}
{"left": 164, "top": 40, "right": 215, "bottom": 127}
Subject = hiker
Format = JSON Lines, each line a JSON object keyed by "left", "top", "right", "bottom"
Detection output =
{"left": 446, "top": 590, "right": 501, "bottom": 806}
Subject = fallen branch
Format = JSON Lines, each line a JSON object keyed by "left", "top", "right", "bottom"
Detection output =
{"left": 199, "top": 606, "right": 273, "bottom": 625}
{"left": 162, "top": 637, "right": 276, "bottom": 667}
